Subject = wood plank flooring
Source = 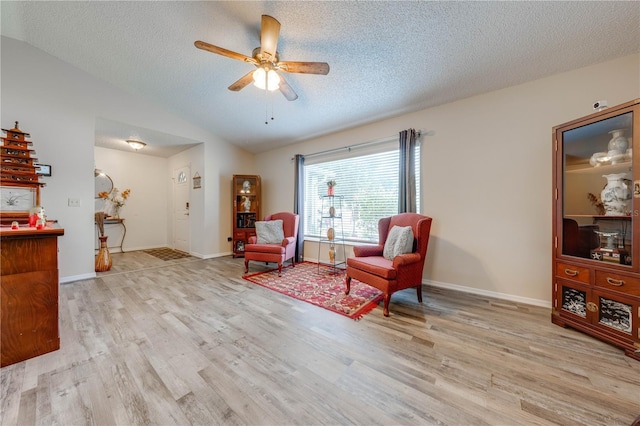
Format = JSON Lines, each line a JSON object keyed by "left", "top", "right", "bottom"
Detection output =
{"left": 2, "top": 251, "right": 639, "bottom": 425}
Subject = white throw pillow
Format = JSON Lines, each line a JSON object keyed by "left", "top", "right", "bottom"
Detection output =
{"left": 256, "top": 219, "right": 285, "bottom": 244}
{"left": 383, "top": 225, "right": 414, "bottom": 260}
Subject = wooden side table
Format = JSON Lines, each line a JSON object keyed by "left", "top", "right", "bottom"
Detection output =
{"left": 95, "top": 218, "right": 126, "bottom": 252}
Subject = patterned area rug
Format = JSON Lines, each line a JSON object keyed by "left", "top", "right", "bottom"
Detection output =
{"left": 143, "top": 248, "right": 192, "bottom": 261}
{"left": 243, "top": 262, "right": 382, "bottom": 320}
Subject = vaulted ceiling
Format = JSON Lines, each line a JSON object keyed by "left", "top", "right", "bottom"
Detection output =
{"left": 2, "top": 1, "right": 639, "bottom": 155}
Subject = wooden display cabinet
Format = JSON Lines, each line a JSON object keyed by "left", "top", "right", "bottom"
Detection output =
{"left": 232, "top": 175, "right": 260, "bottom": 258}
{"left": 552, "top": 99, "right": 640, "bottom": 360}
{"left": 1, "top": 223, "right": 64, "bottom": 367}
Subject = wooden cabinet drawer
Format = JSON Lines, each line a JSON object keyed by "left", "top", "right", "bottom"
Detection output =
{"left": 556, "top": 262, "right": 590, "bottom": 284}
{"left": 595, "top": 271, "right": 640, "bottom": 296}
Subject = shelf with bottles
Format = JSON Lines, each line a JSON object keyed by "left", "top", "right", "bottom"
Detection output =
{"left": 236, "top": 212, "right": 257, "bottom": 229}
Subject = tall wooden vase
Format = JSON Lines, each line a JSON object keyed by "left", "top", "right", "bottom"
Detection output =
{"left": 95, "top": 236, "right": 112, "bottom": 272}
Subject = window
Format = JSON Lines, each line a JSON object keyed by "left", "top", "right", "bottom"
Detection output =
{"left": 304, "top": 142, "right": 420, "bottom": 242}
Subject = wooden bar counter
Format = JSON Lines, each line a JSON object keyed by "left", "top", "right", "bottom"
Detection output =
{"left": 1, "top": 222, "right": 64, "bottom": 367}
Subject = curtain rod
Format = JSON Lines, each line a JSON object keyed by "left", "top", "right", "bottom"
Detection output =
{"left": 294, "top": 130, "right": 423, "bottom": 160}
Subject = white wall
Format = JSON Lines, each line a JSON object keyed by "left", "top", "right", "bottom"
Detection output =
{"left": 94, "top": 146, "right": 168, "bottom": 251}
{"left": 255, "top": 53, "right": 640, "bottom": 306}
{"left": 202, "top": 140, "right": 258, "bottom": 256}
{"left": 1, "top": 36, "right": 252, "bottom": 281}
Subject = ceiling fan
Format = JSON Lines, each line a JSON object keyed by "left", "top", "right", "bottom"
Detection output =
{"left": 195, "top": 15, "right": 329, "bottom": 101}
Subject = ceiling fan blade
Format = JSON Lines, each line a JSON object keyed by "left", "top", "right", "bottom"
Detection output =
{"left": 278, "top": 75, "right": 298, "bottom": 101}
{"left": 278, "top": 61, "right": 330, "bottom": 75}
{"left": 228, "top": 70, "right": 256, "bottom": 91}
{"left": 194, "top": 40, "right": 255, "bottom": 64}
{"left": 260, "top": 15, "right": 281, "bottom": 62}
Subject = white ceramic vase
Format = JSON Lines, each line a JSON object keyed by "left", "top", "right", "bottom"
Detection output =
{"left": 601, "top": 173, "right": 631, "bottom": 216}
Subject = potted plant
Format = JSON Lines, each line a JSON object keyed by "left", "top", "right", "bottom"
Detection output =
{"left": 327, "top": 179, "right": 337, "bottom": 196}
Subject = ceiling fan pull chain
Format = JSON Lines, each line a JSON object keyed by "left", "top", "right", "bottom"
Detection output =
{"left": 265, "top": 86, "right": 269, "bottom": 125}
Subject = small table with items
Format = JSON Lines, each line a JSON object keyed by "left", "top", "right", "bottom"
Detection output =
{"left": 95, "top": 217, "right": 126, "bottom": 252}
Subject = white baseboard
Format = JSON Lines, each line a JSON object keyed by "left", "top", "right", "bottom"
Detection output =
{"left": 62, "top": 254, "right": 549, "bottom": 308}
{"left": 116, "top": 245, "right": 163, "bottom": 252}
{"left": 303, "top": 256, "right": 549, "bottom": 308}
{"left": 194, "top": 251, "right": 232, "bottom": 259}
{"left": 61, "top": 272, "right": 96, "bottom": 284}
{"left": 423, "top": 278, "right": 550, "bottom": 308}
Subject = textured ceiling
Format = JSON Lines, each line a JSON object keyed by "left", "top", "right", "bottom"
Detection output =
{"left": 2, "top": 1, "right": 640, "bottom": 156}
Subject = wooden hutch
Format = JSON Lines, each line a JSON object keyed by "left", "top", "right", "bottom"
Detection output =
{"left": 552, "top": 99, "right": 640, "bottom": 361}
{"left": 1, "top": 122, "right": 64, "bottom": 367}
{"left": 232, "top": 175, "right": 261, "bottom": 257}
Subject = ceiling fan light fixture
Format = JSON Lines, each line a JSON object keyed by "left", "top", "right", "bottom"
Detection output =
{"left": 126, "top": 139, "right": 146, "bottom": 151}
{"left": 253, "top": 67, "right": 280, "bottom": 91}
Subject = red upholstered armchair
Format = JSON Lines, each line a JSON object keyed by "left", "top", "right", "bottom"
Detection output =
{"left": 345, "top": 213, "right": 433, "bottom": 317}
{"left": 244, "top": 212, "right": 299, "bottom": 276}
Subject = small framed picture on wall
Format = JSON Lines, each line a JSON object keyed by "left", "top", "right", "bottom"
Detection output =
{"left": 34, "top": 164, "right": 52, "bottom": 176}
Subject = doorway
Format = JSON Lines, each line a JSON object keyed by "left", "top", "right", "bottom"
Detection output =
{"left": 173, "top": 165, "right": 190, "bottom": 253}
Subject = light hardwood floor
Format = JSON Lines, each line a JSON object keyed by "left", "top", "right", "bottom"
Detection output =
{"left": 2, "top": 251, "right": 639, "bottom": 425}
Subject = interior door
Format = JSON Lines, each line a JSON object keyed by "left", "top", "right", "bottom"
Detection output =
{"left": 173, "top": 165, "right": 190, "bottom": 253}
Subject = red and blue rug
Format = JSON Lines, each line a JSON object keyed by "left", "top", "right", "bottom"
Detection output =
{"left": 242, "top": 262, "right": 382, "bottom": 320}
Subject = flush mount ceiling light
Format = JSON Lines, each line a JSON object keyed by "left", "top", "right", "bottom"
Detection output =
{"left": 126, "top": 139, "right": 146, "bottom": 151}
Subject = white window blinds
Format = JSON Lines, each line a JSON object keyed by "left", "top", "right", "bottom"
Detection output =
{"left": 304, "top": 141, "right": 420, "bottom": 242}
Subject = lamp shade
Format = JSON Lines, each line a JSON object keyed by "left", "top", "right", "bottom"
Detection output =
{"left": 126, "top": 139, "right": 146, "bottom": 151}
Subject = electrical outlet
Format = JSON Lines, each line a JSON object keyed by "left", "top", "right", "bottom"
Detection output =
{"left": 68, "top": 198, "right": 81, "bottom": 207}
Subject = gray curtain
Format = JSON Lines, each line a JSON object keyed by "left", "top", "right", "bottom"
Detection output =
{"left": 294, "top": 154, "right": 305, "bottom": 263}
{"left": 399, "top": 128, "right": 417, "bottom": 213}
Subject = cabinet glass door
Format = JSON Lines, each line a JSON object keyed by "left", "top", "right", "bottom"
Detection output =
{"left": 561, "top": 111, "right": 634, "bottom": 266}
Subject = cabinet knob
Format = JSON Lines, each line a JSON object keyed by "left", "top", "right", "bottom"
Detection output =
{"left": 586, "top": 302, "right": 599, "bottom": 312}
{"left": 564, "top": 269, "right": 579, "bottom": 277}
{"left": 605, "top": 277, "right": 624, "bottom": 286}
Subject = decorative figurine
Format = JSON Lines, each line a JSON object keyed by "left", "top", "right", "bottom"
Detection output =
{"left": 29, "top": 205, "right": 45, "bottom": 227}
{"left": 242, "top": 196, "right": 251, "bottom": 212}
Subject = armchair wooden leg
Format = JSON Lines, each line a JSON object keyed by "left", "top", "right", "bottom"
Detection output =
{"left": 278, "top": 263, "right": 282, "bottom": 277}
{"left": 244, "top": 260, "right": 249, "bottom": 273}
{"left": 416, "top": 285, "right": 423, "bottom": 303}
{"left": 382, "top": 294, "right": 391, "bottom": 317}
{"left": 345, "top": 275, "right": 351, "bottom": 295}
